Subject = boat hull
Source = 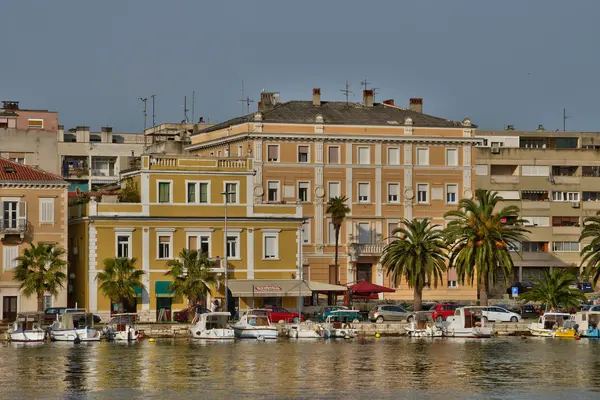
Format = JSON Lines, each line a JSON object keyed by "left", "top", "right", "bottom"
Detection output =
{"left": 325, "top": 328, "right": 357, "bottom": 338}
{"left": 288, "top": 327, "right": 322, "bottom": 339}
{"left": 583, "top": 328, "right": 600, "bottom": 338}
{"left": 232, "top": 327, "right": 278, "bottom": 339}
{"left": 443, "top": 328, "right": 493, "bottom": 338}
{"left": 9, "top": 330, "right": 46, "bottom": 342}
{"left": 190, "top": 328, "right": 235, "bottom": 340}
{"left": 51, "top": 328, "right": 101, "bottom": 342}
{"left": 110, "top": 329, "right": 138, "bottom": 341}
{"left": 406, "top": 328, "right": 443, "bottom": 338}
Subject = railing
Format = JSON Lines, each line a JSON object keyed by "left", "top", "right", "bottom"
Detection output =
{"left": 217, "top": 158, "right": 248, "bottom": 169}
{"left": 0, "top": 219, "right": 28, "bottom": 233}
{"left": 63, "top": 168, "right": 89, "bottom": 178}
{"left": 91, "top": 169, "right": 116, "bottom": 177}
{"left": 356, "top": 243, "right": 385, "bottom": 255}
{"left": 150, "top": 157, "right": 177, "bottom": 167}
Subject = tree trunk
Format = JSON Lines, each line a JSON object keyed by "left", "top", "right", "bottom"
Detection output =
{"left": 37, "top": 293, "right": 44, "bottom": 312}
{"left": 413, "top": 285, "right": 423, "bottom": 312}
{"left": 334, "top": 225, "right": 340, "bottom": 284}
{"left": 118, "top": 301, "right": 124, "bottom": 314}
{"left": 479, "top": 271, "right": 489, "bottom": 306}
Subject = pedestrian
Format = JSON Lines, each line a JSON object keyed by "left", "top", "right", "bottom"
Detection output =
{"left": 211, "top": 299, "right": 220, "bottom": 312}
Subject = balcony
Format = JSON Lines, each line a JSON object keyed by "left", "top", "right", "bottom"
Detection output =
{"left": 490, "top": 175, "right": 519, "bottom": 184}
{"left": 0, "top": 219, "right": 30, "bottom": 239}
{"left": 147, "top": 156, "right": 252, "bottom": 172}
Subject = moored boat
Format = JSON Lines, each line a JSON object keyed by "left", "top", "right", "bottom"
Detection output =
{"left": 9, "top": 312, "right": 46, "bottom": 343}
{"left": 442, "top": 307, "right": 494, "bottom": 338}
{"left": 322, "top": 310, "right": 360, "bottom": 338}
{"left": 405, "top": 311, "right": 442, "bottom": 338}
{"left": 288, "top": 321, "right": 323, "bottom": 339}
{"left": 189, "top": 312, "right": 235, "bottom": 340}
{"left": 50, "top": 309, "right": 101, "bottom": 342}
{"left": 571, "top": 311, "right": 600, "bottom": 338}
{"left": 103, "top": 313, "right": 139, "bottom": 341}
{"left": 231, "top": 309, "right": 278, "bottom": 339}
{"left": 528, "top": 312, "right": 571, "bottom": 337}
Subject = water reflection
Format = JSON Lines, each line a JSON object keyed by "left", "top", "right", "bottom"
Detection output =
{"left": 0, "top": 338, "right": 600, "bottom": 399}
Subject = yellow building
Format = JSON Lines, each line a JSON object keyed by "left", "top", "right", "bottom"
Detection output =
{"left": 186, "top": 89, "right": 481, "bottom": 301}
{"left": 0, "top": 158, "right": 69, "bottom": 320}
{"left": 68, "top": 154, "right": 308, "bottom": 321}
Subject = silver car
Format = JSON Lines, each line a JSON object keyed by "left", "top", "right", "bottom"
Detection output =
{"left": 369, "top": 305, "right": 413, "bottom": 323}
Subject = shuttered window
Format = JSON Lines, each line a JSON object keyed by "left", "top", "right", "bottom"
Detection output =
{"left": 446, "top": 184, "right": 458, "bottom": 204}
{"left": 328, "top": 147, "right": 339, "bottom": 164}
{"left": 388, "top": 148, "right": 399, "bottom": 165}
{"left": 388, "top": 183, "right": 400, "bottom": 203}
{"left": 358, "top": 183, "right": 370, "bottom": 203}
{"left": 39, "top": 198, "right": 54, "bottom": 223}
{"left": 328, "top": 182, "right": 340, "bottom": 199}
{"left": 416, "top": 148, "right": 429, "bottom": 165}
{"left": 158, "top": 182, "right": 171, "bottom": 203}
{"left": 446, "top": 149, "right": 458, "bottom": 166}
{"left": 267, "top": 145, "right": 279, "bottom": 162}
{"left": 158, "top": 235, "right": 171, "bottom": 259}
{"left": 3, "top": 246, "right": 18, "bottom": 270}
{"left": 264, "top": 235, "right": 278, "bottom": 259}
{"left": 358, "top": 147, "right": 370, "bottom": 164}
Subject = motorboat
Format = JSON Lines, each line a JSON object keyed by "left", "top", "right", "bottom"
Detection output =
{"left": 528, "top": 312, "right": 571, "bottom": 337}
{"left": 322, "top": 310, "right": 359, "bottom": 339}
{"left": 231, "top": 309, "right": 278, "bottom": 339}
{"left": 9, "top": 312, "right": 46, "bottom": 342}
{"left": 570, "top": 311, "right": 600, "bottom": 338}
{"left": 442, "top": 307, "right": 494, "bottom": 338}
{"left": 288, "top": 321, "right": 323, "bottom": 339}
{"left": 50, "top": 309, "right": 101, "bottom": 342}
{"left": 553, "top": 321, "right": 579, "bottom": 339}
{"left": 189, "top": 312, "right": 235, "bottom": 340}
{"left": 405, "top": 311, "right": 442, "bottom": 338}
{"left": 103, "top": 313, "right": 139, "bottom": 341}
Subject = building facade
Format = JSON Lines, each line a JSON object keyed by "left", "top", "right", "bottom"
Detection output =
{"left": 186, "top": 89, "right": 481, "bottom": 301}
{"left": 0, "top": 158, "right": 69, "bottom": 321}
{"left": 476, "top": 128, "right": 600, "bottom": 287}
{"left": 68, "top": 154, "right": 305, "bottom": 321}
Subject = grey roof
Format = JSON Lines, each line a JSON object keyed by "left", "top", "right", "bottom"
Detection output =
{"left": 197, "top": 101, "right": 471, "bottom": 134}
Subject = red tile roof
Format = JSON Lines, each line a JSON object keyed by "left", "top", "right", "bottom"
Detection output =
{"left": 0, "top": 158, "right": 66, "bottom": 182}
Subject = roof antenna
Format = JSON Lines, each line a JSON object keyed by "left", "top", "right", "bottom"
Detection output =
{"left": 360, "top": 78, "right": 371, "bottom": 92}
{"left": 151, "top": 95, "right": 156, "bottom": 127}
{"left": 192, "top": 91, "right": 195, "bottom": 123}
{"left": 182, "top": 96, "right": 189, "bottom": 123}
{"left": 340, "top": 80, "right": 353, "bottom": 104}
{"left": 563, "top": 108, "right": 571, "bottom": 132}
{"left": 239, "top": 80, "right": 255, "bottom": 115}
{"left": 138, "top": 97, "right": 148, "bottom": 130}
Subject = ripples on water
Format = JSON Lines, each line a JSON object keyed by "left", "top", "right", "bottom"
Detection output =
{"left": 1, "top": 338, "right": 600, "bottom": 399}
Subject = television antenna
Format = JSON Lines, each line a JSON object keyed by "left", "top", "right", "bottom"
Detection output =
{"left": 340, "top": 80, "right": 353, "bottom": 104}
{"left": 151, "top": 95, "right": 156, "bottom": 127}
{"left": 360, "top": 78, "right": 371, "bottom": 92}
{"left": 138, "top": 97, "right": 148, "bottom": 130}
{"left": 239, "top": 80, "right": 254, "bottom": 115}
{"left": 563, "top": 108, "right": 571, "bottom": 132}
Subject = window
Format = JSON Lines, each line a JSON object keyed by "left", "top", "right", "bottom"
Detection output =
{"left": 357, "top": 223, "right": 370, "bottom": 243}
{"left": 267, "top": 181, "right": 279, "bottom": 202}
{"left": 387, "top": 148, "right": 400, "bottom": 165}
{"left": 238, "top": 145, "right": 243, "bottom": 156}
{"left": 3, "top": 246, "right": 18, "bottom": 270}
{"left": 552, "top": 216, "right": 579, "bottom": 227}
{"left": 328, "top": 222, "right": 337, "bottom": 245}
{"left": 225, "top": 182, "right": 238, "bottom": 204}
{"left": 226, "top": 235, "right": 239, "bottom": 258}
{"left": 416, "top": 148, "right": 429, "bottom": 166}
{"left": 583, "top": 192, "right": 600, "bottom": 202}
{"left": 301, "top": 221, "right": 310, "bottom": 244}
{"left": 283, "top": 185, "right": 294, "bottom": 198}
{"left": 9, "top": 157, "right": 24, "bottom": 164}
{"left": 217, "top": 151, "right": 222, "bottom": 157}
{"left": 496, "top": 190, "right": 520, "bottom": 200}
{"left": 298, "top": 182, "right": 310, "bottom": 202}
{"left": 187, "top": 182, "right": 209, "bottom": 203}
{"left": 388, "top": 183, "right": 400, "bottom": 203}
{"left": 552, "top": 166, "right": 577, "bottom": 177}
{"left": 263, "top": 233, "right": 279, "bottom": 259}
{"left": 298, "top": 146, "right": 309, "bottom": 163}
{"left": 522, "top": 190, "right": 549, "bottom": 201}
{"left": 522, "top": 165, "right": 550, "bottom": 176}
{"left": 523, "top": 216, "right": 550, "bottom": 227}
{"left": 417, "top": 184, "right": 429, "bottom": 204}
{"left": 39, "top": 198, "right": 54, "bottom": 224}
{"left": 448, "top": 280, "right": 458, "bottom": 288}
{"left": 328, "top": 147, "right": 339, "bottom": 164}
{"left": 267, "top": 145, "right": 279, "bottom": 162}
{"left": 553, "top": 241, "right": 579, "bottom": 252}
{"left": 522, "top": 242, "right": 547, "bottom": 253}
{"left": 446, "top": 184, "right": 458, "bottom": 204}
{"left": 328, "top": 182, "right": 340, "bottom": 199}
{"left": 552, "top": 191, "right": 580, "bottom": 202}
{"left": 358, "top": 147, "right": 370, "bottom": 164}
{"left": 158, "top": 181, "right": 171, "bottom": 203}
{"left": 199, "top": 236, "right": 210, "bottom": 256}
{"left": 358, "top": 183, "right": 370, "bottom": 203}
{"left": 116, "top": 234, "right": 131, "bottom": 258}
{"left": 158, "top": 235, "right": 172, "bottom": 259}
{"left": 582, "top": 166, "right": 600, "bottom": 177}
{"left": 446, "top": 149, "right": 458, "bottom": 166}
{"left": 28, "top": 119, "right": 43, "bottom": 129}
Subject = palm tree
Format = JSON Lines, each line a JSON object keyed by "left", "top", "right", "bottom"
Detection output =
{"left": 444, "top": 189, "right": 529, "bottom": 306}
{"left": 579, "top": 211, "right": 600, "bottom": 285}
{"left": 165, "top": 249, "right": 216, "bottom": 307}
{"left": 326, "top": 196, "right": 351, "bottom": 284}
{"left": 96, "top": 257, "right": 145, "bottom": 313}
{"left": 381, "top": 218, "right": 448, "bottom": 311}
{"left": 519, "top": 269, "right": 587, "bottom": 311}
{"left": 13, "top": 242, "right": 67, "bottom": 312}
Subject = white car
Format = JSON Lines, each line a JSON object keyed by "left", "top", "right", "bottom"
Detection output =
{"left": 481, "top": 306, "right": 521, "bottom": 322}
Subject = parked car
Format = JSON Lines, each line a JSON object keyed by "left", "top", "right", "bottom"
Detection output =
{"left": 369, "top": 305, "right": 413, "bottom": 323}
{"left": 43, "top": 307, "right": 67, "bottom": 323}
{"left": 507, "top": 281, "right": 536, "bottom": 295}
{"left": 430, "top": 303, "right": 461, "bottom": 322}
{"left": 265, "top": 306, "right": 305, "bottom": 323}
{"left": 495, "top": 303, "right": 521, "bottom": 313}
{"left": 316, "top": 306, "right": 347, "bottom": 322}
{"left": 327, "top": 309, "right": 364, "bottom": 323}
{"left": 481, "top": 306, "right": 521, "bottom": 322}
{"left": 520, "top": 304, "right": 539, "bottom": 318}
{"left": 578, "top": 282, "right": 594, "bottom": 293}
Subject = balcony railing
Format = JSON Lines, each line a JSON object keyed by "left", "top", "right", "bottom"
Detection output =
{"left": 0, "top": 219, "right": 30, "bottom": 239}
{"left": 356, "top": 243, "right": 385, "bottom": 256}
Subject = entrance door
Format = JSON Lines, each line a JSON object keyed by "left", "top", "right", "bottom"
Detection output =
{"left": 3, "top": 202, "right": 18, "bottom": 229}
{"left": 356, "top": 263, "right": 372, "bottom": 283}
{"left": 156, "top": 297, "right": 172, "bottom": 322}
{"left": 2, "top": 296, "right": 17, "bottom": 322}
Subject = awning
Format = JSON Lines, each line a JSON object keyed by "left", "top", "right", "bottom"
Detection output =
{"left": 134, "top": 284, "right": 143, "bottom": 297}
{"left": 155, "top": 281, "right": 174, "bottom": 298}
{"left": 228, "top": 280, "right": 313, "bottom": 297}
{"left": 306, "top": 281, "right": 348, "bottom": 293}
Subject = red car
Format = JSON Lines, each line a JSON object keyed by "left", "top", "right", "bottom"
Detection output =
{"left": 430, "top": 303, "right": 461, "bottom": 322}
{"left": 264, "top": 306, "right": 305, "bottom": 323}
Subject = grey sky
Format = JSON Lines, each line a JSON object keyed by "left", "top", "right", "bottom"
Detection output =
{"left": 3, "top": 0, "right": 599, "bottom": 132}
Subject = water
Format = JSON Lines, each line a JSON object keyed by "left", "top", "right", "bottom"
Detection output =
{"left": 1, "top": 337, "right": 600, "bottom": 399}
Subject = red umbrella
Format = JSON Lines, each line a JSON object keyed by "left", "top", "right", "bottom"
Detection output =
{"left": 349, "top": 281, "right": 395, "bottom": 297}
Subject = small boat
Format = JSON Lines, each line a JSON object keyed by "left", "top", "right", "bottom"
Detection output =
{"left": 9, "top": 312, "right": 46, "bottom": 342}
{"left": 405, "top": 311, "right": 443, "bottom": 338}
{"left": 288, "top": 321, "right": 323, "bottom": 339}
{"left": 442, "top": 307, "right": 494, "bottom": 338}
{"left": 189, "top": 312, "right": 235, "bottom": 340}
{"left": 528, "top": 312, "right": 571, "bottom": 337}
{"left": 322, "top": 310, "right": 360, "bottom": 338}
{"left": 570, "top": 311, "right": 600, "bottom": 338}
{"left": 231, "top": 309, "right": 278, "bottom": 339}
{"left": 50, "top": 309, "right": 101, "bottom": 342}
{"left": 553, "top": 321, "right": 579, "bottom": 339}
{"left": 103, "top": 313, "right": 139, "bottom": 341}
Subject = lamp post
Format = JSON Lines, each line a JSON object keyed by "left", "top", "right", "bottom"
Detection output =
{"left": 221, "top": 190, "right": 234, "bottom": 315}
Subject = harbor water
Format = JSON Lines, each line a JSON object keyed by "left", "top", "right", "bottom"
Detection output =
{"left": 2, "top": 337, "right": 600, "bottom": 399}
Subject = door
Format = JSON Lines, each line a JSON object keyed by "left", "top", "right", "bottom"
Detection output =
{"left": 3, "top": 201, "right": 18, "bottom": 229}
{"left": 358, "top": 223, "right": 370, "bottom": 244}
{"left": 356, "top": 263, "right": 372, "bottom": 283}
{"left": 2, "top": 296, "right": 17, "bottom": 322}
{"left": 156, "top": 298, "right": 172, "bottom": 321}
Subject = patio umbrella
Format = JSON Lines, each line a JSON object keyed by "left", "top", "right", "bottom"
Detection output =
{"left": 348, "top": 281, "right": 395, "bottom": 301}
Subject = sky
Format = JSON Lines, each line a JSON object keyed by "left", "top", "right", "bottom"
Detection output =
{"left": 2, "top": 0, "right": 600, "bottom": 133}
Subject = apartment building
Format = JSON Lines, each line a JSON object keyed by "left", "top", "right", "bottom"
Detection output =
{"left": 186, "top": 89, "right": 481, "bottom": 301}
{"left": 476, "top": 127, "right": 600, "bottom": 285}
{"left": 68, "top": 154, "right": 308, "bottom": 321}
{"left": 0, "top": 158, "right": 69, "bottom": 321}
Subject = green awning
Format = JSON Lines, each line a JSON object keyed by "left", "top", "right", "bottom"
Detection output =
{"left": 155, "top": 281, "right": 174, "bottom": 298}
{"left": 134, "top": 284, "right": 143, "bottom": 297}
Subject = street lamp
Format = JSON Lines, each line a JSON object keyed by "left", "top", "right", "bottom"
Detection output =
{"left": 221, "top": 190, "right": 235, "bottom": 315}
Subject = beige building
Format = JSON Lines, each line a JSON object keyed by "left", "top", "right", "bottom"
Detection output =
{"left": 186, "top": 89, "right": 481, "bottom": 301}
{"left": 0, "top": 158, "right": 69, "bottom": 321}
{"left": 476, "top": 127, "right": 600, "bottom": 286}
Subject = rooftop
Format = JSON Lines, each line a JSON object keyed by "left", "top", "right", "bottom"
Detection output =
{"left": 0, "top": 158, "right": 67, "bottom": 183}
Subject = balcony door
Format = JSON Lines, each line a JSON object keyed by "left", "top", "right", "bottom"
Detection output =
{"left": 356, "top": 263, "right": 372, "bottom": 283}
{"left": 357, "top": 223, "right": 370, "bottom": 244}
{"left": 3, "top": 201, "right": 18, "bottom": 229}
{"left": 2, "top": 296, "right": 17, "bottom": 322}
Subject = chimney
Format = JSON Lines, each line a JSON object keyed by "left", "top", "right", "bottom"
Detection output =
{"left": 363, "top": 90, "right": 374, "bottom": 108}
{"left": 536, "top": 124, "right": 545, "bottom": 132}
{"left": 57, "top": 125, "right": 64, "bottom": 142}
{"left": 259, "top": 92, "right": 280, "bottom": 111}
{"left": 101, "top": 126, "right": 112, "bottom": 143}
{"left": 383, "top": 99, "right": 395, "bottom": 106}
{"left": 409, "top": 98, "right": 423, "bottom": 113}
{"left": 2, "top": 101, "right": 19, "bottom": 111}
{"left": 76, "top": 125, "right": 90, "bottom": 143}
{"left": 312, "top": 88, "right": 321, "bottom": 106}
{"left": 101, "top": 126, "right": 113, "bottom": 133}
{"left": 505, "top": 125, "right": 515, "bottom": 131}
